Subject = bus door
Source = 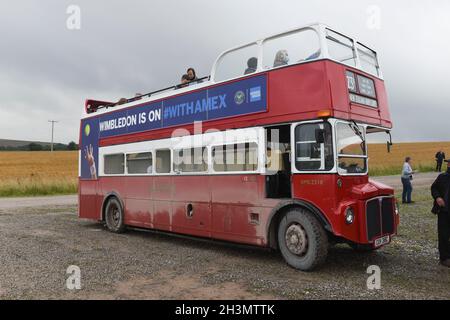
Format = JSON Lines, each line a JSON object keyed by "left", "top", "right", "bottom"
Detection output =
{"left": 265, "top": 125, "right": 292, "bottom": 198}
{"left": 290, "top": 121, "right": 335, "bottom": 205}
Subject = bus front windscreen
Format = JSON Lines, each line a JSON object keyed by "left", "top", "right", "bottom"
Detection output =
{"left": 336, "top": 122, "right": 367, "bottom": 174}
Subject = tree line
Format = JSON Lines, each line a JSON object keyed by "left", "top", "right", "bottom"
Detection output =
{"left": 0, "top": 141, "right": 79, "bottom": 151}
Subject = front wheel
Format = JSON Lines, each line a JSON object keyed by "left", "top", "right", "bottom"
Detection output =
{"left": 104, "top": 197, "right": 126, "bottom": 233}
{"left": 277, "top": 208, "right": 328, "bottom": 271}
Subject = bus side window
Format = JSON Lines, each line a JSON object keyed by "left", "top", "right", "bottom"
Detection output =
{"left": 262, "top": 29, "right": 320, "bottom": 70}
{"left": 173, "top": 147, "right": 208, "bottom": 173}
{"left": 104, "top": 153, "right": 125, "bottom": 175}
{"left": 155, "top": 149, "right": 171, "bottom": 174}
{"left": 212, "top": 143, "right": 258, "bottom": 172}
{"left": 127, "top": 152, "right": 152, "bottom": 174}
{"left": 294, "top": 123, "right": 333, "bottom": 171}
{"left": 214, "top": 44, "right": 259, "bottom": 82}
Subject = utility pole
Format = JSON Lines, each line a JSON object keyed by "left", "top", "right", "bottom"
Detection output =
{"left": 48, "top": 120, "right": 58, "bottom": 152}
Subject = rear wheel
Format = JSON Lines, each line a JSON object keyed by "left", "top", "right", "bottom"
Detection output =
{"left": 104, "top": 197, "right": 126, "bottom": 233}
{"left": 277, "top": 208, "right": 328, "bottom": 271}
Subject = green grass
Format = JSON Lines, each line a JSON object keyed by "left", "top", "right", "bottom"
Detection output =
{"left": 370, "top": 164, "right": 436, "bottom": 177}
{"left": 0, "top": 180, "right": 77, "bottom": 197}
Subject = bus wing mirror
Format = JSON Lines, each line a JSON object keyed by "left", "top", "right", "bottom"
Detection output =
{"left": 387, "top": 141, "right": 393, "bottom": 153}
{"left": 315, "top": 128, "right": 325, "bottom": 144}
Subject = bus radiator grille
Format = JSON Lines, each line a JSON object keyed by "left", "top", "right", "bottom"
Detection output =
{"left": 366, "top": 197, "right": 395, "bottom": 241}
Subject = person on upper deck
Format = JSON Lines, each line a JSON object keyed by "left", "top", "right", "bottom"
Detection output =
{"left": 273, "top": 50, "right": 290, "bottom": 68}
{"left": 186, "top": 68, "right": 198, "bottom": 82}
{"left": 244, "top": 57, "right": 258, "bottom": 75}
{"left": 179, "top": 74, "right": 190, "bottom": 88}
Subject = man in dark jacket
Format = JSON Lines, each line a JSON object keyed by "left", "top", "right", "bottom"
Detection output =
{"left": 435, "top": 150, "right": 446, "bottom": 172}
{"left": 431, "top": 160, "right": 450, "bottom": 267}
{"left": 244, "top": 57, "right": 258, "bottom": 75}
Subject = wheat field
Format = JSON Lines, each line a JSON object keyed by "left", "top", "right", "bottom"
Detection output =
{"left": 0, "top": 151, "right": 78, "bottom": 197}
{"left": 368, "top": 141, "right": 450, "bottom": 176}
{"left": 0, "top": 142, "right": 448, "bottom": 197}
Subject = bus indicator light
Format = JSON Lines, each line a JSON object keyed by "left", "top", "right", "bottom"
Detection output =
{"left": 317, "top": 110, "right": 332, "bottom": 118}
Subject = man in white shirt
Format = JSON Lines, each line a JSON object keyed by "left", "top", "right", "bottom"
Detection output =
{"left": 401, "top": 157, "right": 415, "bottom": 204}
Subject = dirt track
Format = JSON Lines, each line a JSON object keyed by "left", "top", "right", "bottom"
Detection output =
{"left": 0, "top": 195, "right": 76, "bottom": 209}
{"left": 372, "top": 172, "right": 440, "bottom": 189}
{"left": 0, "top": 175, "right": 449, "bottom": 300}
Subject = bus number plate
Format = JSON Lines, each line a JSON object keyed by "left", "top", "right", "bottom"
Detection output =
{"left": 374, "top": 235, "right": 390, "bottom": 247}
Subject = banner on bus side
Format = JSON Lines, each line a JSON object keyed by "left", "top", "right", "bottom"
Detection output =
{"left": 80, "top": 74, "right": 267, "bottom": 179}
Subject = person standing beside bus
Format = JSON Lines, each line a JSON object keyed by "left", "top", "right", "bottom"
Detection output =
{"left": 435, "top": 150, "right": 446, "bottom": 172}
{"left": 431, "top": 160, "right": 450, "bottom": 267}
{"left": 401, "top": 156, "right": 415, "bottom": 204}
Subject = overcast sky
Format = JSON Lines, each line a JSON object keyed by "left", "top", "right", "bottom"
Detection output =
{"left": 0, "top": 0, "right": 449, "bottom": 143}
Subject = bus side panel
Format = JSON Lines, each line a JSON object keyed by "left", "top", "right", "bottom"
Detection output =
{"left": 99, "top": 176, "right": 126, "bottom": 218}
{"left": 291, "top": 174, "right": 338, "bottom": 233}
{"left": 268, "top": 61, "right": 330, "bottom": 119}
{"left": 210, "top": 175, "right": 264, "bottom": 245}
{"left": 124, "top": 177, "right": 152, "bottom": 228}
{"left": 78, "top": 180, "right": 101, "bottom": 220}
{"left": 171, "top": 176, "right": 211, "bottom": 238}
{"left": 151, "top": 176, "right": 172, "bottom": 231}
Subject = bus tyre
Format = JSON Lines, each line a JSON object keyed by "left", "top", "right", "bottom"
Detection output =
{"left": 104, "top": 197, "right": 126, "bottom": 233}
{"left": 278, "top": 209, "right": 328, "bottom": 271}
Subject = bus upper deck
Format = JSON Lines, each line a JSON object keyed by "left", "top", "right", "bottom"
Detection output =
{"left": 83, "top": 23, "right": 392, "bottom": 143}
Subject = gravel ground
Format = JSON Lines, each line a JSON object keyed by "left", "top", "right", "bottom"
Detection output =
{"left": 0, "top": 186, "right": 449, "bottom": 300}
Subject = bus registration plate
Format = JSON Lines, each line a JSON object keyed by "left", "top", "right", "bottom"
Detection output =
{"left": 374, "top": 235, "right": 390, "bottom": 248}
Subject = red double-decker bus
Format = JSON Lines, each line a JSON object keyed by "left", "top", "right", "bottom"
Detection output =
{"left": 79, "top": 23, "right": 399, "bottom": 271}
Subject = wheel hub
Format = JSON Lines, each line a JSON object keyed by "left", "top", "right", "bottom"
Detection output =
{"left": 108, "top": 205, "right": 120, "bottom": 227}
{"left": 285, "top": 224, "right": 308, "bottom": 256}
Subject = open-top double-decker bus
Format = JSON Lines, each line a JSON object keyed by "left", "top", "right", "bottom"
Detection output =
{"left": 79, "top": 23, "right": 399, "bottom": 271}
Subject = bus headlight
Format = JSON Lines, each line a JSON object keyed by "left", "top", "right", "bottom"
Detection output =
{"left": 345, "top": 207, "right": 355, "bottom": 225}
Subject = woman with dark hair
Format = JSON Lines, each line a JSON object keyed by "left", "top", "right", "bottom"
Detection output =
{"left": 186, "top": 68, "right": 198, "bottom": 82}
{"left": 401, "top": 156, "right": 415, "bottom": 204}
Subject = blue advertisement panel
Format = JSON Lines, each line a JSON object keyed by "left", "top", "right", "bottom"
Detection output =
{"left": 207, "top": 76, "right": 267, "bottom": 120}
{"left": 99, "top": 101, "right": 163, "bottom": 138}
{"left": 80, "top": 117, "right": 99, "bottom": 180}
{"left": 80, "top": 74, "right": 267, "bottom": 179}
{"left": 162, "top": 89, "right": 208, "bottom": 128}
